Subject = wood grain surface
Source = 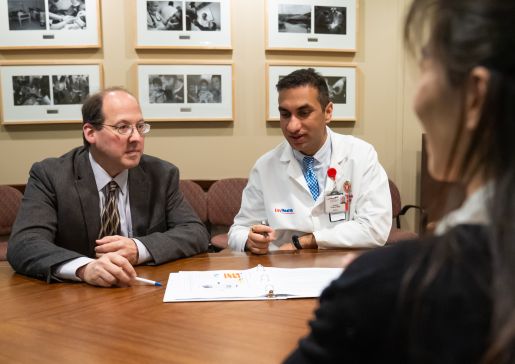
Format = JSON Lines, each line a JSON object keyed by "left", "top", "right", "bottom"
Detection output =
{"left": 0, "top": 249, "right": 357, "bottom": 364}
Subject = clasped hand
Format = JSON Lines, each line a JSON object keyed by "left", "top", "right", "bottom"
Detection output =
{"left": 76, "top": 236, "right": 139, "bottom": 287}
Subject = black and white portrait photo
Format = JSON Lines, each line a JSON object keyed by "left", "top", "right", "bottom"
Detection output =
{"left": 149, "top": 74, "right": 185, "bottom": 103}
{"left": 12, "top": 75, "right": 51, "bottom": 106}
{"left": 186, "top": 2, "right": 221, "bottom": 31}
{"left": 187, "top": 74, "right": 222, "bottom": 103}
{"left": 52, "top": 74, "right": 89, "bottom": 105}
{"left": 47, "top": 0, "right": 87, "bottom": 30}
{"left": 147, "top": 1, "right": 183, "bottom": 30}
{"left": 325, "top": 76, "right": 346, "bottom": 104}
{"left": 277, "top": 4, "right": 311, "bottom": 33}
{"left": 7, "top": 0, "right": 46, "bottom": 30}
{"left": 314, "top": 6, "right": 346, "bottom": 34}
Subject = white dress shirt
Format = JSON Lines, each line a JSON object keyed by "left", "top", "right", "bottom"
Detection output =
{"left": 292, "top": 132, "right": 332, "bottom": 194}
{"left": 435, "top": 183, "right": 492, "bottom": 235}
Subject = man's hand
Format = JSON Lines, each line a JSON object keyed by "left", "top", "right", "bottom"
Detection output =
{"left": 245, "top": 224, "right": 275, "bottom": 255}
{"left": 95, "top": 235, "right": 139, "bottom": 265}
{"left": 76, "top": 253, "right": 137, "bottom": 287}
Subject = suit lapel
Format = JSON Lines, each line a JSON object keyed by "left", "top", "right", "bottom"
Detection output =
{"left": 128, "top": 164, "right": 150, "bottom": 237}
{"left": 74, "top": 149, "right": 101, "bottom": 255}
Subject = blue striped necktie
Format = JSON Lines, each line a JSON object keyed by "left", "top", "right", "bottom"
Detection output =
{"left": 303, "top": 156, "right": 320, "bottom": 200}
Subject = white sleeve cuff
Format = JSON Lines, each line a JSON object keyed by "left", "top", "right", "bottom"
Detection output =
{"left": 133, "top": 238, "right": 152, "bottom": 264}
{"left": 53, "top": 257, "right": 95, "bottom": 281}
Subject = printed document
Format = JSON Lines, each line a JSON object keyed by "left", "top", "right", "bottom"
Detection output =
{"left": 163, "top": 265, "right": 343, "bottom": 302}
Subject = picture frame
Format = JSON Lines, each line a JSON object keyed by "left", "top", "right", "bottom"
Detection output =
{"left": 137, "top": 62, "right": 234, "bottom": 121}
{"left": 266, "top": 63, "right": 357, "bottom": 121}
{"left": 136, "top": 0, "right": 232, "bottom": 49}
{"left": 0, "top": 0, "right": 101, "bottom": 49}
{"left": 266, "top": 0, "right": 357, "bottom": 52}
{"left": 0, "top": 61, "right": 103, "bottom": 124}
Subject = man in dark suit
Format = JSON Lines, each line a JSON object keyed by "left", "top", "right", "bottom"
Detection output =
{"left": 7, "top": 87, "right": 209, "bottom": 287}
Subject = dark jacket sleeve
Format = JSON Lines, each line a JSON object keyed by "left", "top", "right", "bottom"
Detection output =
{"left": 134, "top": 158, "right": 209, "bottom": 264}
{"left": 7, "top": 161, "right": 85, "bottom": 282}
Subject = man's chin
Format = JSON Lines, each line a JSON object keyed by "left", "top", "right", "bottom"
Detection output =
{"left": 123, "top": 155, "right": 142, "bottom": 168}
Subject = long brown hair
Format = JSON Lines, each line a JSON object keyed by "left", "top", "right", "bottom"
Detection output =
{"left": 404, "top": 0, "right": 515, "bottom": 362}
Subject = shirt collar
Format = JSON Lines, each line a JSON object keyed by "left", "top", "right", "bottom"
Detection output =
{"left": 88, "top": 152, "right": 128, "bottom": 195}
{"left": 434, "top": 182, "right": 492, "bottom": 235}
{"left": 292, "top": 127, "right": 332, "bottom": 166}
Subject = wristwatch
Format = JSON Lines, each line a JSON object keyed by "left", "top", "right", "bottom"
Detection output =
{"left": 292, "top": 235, "right": 303, "bottom": 250}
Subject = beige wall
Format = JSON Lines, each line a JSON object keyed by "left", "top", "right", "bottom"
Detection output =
{"left": 0, "top": 0, "right": 423, "bottom": 230}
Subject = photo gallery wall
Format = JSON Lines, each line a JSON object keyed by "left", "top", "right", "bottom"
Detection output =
{"left": 0, "top": 0, "right": 358, "bottom": 124}
{"left": 136, "top": 0, "right": 232, "bottom": 48}
{"left": 0, "top": 0, "right": 100, "bottom": 48}
{"left": 138, "top": 63, "right": 233, "bottom": 121}
{"left": 0, "top": 64, "right": 102, "bottom": 124}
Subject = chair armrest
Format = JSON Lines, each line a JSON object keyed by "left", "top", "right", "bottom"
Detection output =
{"left": 397, "top": 204, "right": 428, "bottom": 234}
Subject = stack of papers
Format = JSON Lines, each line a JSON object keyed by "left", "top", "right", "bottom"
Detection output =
{"left": 163, "top": 265, "right": 343, "bottom": 302}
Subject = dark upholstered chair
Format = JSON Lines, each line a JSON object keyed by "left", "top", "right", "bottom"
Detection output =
{"left": 386, "top": 179, "right": 426, "bottom": 244}
{"left": 0, "top": 186, "right": 23, "bottom": 260}
{"left": 207, "top": 178, "right": 248, "bottom": 250}
{"left": 179, "top": 180, "right": 208, "bottom": 223}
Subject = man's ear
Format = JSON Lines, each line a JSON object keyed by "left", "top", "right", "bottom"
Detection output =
{"left": 83, "top": 123, "right": 96, "bottom": 145}
{"left": 324, "top": 102, "right": 334, "bottom": 125}
{"left": 465, "top": 66, "right": 490, "bottom": 131}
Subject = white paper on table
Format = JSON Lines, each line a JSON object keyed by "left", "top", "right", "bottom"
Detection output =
{"left": 163, "top": 266, "right": 343, "bottom": 302}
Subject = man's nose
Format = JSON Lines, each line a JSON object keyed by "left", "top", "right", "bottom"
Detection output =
{"left": 286, "top": 116, "right": 302, "bottom": 133}
{"left": 128, "top": 127, "right": 144, "bottom": 142}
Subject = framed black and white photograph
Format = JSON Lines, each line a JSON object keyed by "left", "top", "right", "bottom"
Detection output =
{"left": 266, "top": 0, "right": 356, "bottom": 52}
{"left": 0, "top": 0, "right": 101, "bottom": 49}
{"left": 0, "top": 62, "right": 103, "bottom": 124}
{"left": 138, "top": 62, "right": 233, "bottom": 121}
{"left": 136, "top": 0, "right": 232, "bottom": 49}
{"left": 266, "top": 63, "right": 357, "bottom": 121}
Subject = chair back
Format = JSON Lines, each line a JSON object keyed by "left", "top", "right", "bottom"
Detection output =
{"left": 178, "top": 180, "right": 208, "bottom": 223}
{"left": 206, "top": 178, "right": 248, "bottom": 250}
{"left": 388, "top": 179, "right": 402, "bottom": 219}
{"left": 207, "top": 178, "right": 248, "bottom": 226}
{"left": 0, "top": 186, "right": 23, "bottom": 260}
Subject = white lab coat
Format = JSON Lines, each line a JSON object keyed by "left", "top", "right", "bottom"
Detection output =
{"left": 228, "top": 129, "right": 392, "bottom": 251}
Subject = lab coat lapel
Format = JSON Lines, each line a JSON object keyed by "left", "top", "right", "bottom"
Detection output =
{"left": 324, "top": 130, "right": 350, "bottom": 194}
{"left": 280, "top": 143, "right": 313, "bottom": 197}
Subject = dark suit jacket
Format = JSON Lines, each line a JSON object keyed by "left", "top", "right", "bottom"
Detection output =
{"left": 284, "top": 224, "right": 491, "bottom": 364}
{"left": 7, "top": 147, "right": 210, "bottom": 282}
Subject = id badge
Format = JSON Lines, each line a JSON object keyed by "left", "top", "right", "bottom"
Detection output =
{"left": 325, "top": 194, "right": 345, "bottom": 214}
{"left": 330, "top": 212, "right": 346, "bottom": 222}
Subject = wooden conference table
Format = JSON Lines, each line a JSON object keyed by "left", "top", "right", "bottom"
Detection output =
{"left": 0, "top": 249, "right": 359, "bottom": 364}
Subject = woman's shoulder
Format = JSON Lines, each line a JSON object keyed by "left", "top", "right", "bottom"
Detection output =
{"left": 349, "top": 224, "right": 489, "bottom": 276}
{"left": 324, "top": 224, "right": 491, "bottom": 310}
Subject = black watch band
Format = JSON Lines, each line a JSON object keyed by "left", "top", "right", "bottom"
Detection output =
{"left": 292, "top": 235, "right": 303, "bottom": 250}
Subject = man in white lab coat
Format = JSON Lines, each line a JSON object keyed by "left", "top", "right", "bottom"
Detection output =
{"left": 228, "top": 68, "right": 392, "bottom": 254}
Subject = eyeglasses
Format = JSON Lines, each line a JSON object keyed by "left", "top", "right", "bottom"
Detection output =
{"left": 103, "top": 123, "right": 151, "bottom": 136}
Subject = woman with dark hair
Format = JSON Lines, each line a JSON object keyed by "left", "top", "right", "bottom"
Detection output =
{"left": 284, "top": 0, "right": 515, "bottom": 363}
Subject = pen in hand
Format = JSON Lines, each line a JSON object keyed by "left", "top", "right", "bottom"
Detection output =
{"left": 135, "top": 277, "right": 162, "bottom": 287}
{"left": 260, "top": 220, "right": 269, "bottom": 238}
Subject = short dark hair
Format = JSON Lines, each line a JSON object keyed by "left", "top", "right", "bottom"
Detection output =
{"left": 275, "top": 68, "right": 330, "bottom": 110}
{"left": 81, "top": 87, "right": 134, "bottom": 146}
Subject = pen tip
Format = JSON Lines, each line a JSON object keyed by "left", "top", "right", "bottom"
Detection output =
{"left": 155, "top": 282, "right": 162, "bottom": 287}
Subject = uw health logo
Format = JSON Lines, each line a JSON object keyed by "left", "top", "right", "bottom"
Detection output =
{"left": 274, "top": 208, "right": 295, "bottom": 214}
